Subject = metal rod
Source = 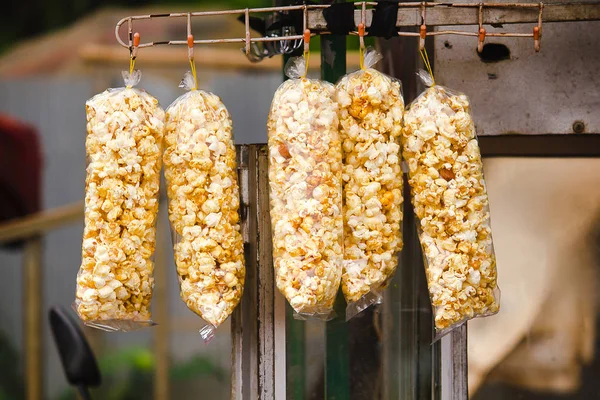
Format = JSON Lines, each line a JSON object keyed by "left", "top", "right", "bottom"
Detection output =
{"left": 321, "top": 25, "right": 350, "bottom": 400}
{"left": 441, "top": 324, "right": 468, "bottom": 400}
{"left": 24, "top": 237, "right": 43, "bottom": 400}
{"left": 279, "top": 33, "right": 307, "bottom": 399}
{"left": 230, "top": 145, "right": 281, "bottom": 399}
{"left": 153, "top": 205, "right": 170, "bottom": 400}
{"left": 115, "top": 2, "right": 600, "bottom": 50}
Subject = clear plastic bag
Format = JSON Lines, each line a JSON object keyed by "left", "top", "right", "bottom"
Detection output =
{"left": 401, "top": 70, "right": 500, "bottom": 337}
{"left": 267, "top": 56, "right": 343, "bottom": 320}
{"left": 335, "top": 48, "right": 405, "bottom": 320}
{"left": 163, "top": 72, "right": 245, "bottom": 342}
{"left": 75, "top": 70, "right": 164, "bottom": 331}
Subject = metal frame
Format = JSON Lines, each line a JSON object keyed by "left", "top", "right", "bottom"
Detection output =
{"left": 479, "top": 134, "right": 600, "bottom": 158}
{"left": 231, "top": 145, "right": 287, "bottom": 400}
{"left": 114, "top": 2, "right": 600, "bottom": 58}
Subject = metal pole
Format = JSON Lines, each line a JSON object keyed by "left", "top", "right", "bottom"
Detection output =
{"left": 320, "top": 24, "right": 350, "bottom": 400}
{"left": 24, "top": 236, "right": 43, "bottom": 400}
{"left": 441, "top": 324, "right": 468, "bottom": 400}
{"left": 377, "top": 21, "right": 444, "bottom": 400}
{"left": 277, "top": 0, "right": 308, "bottom": 394}
{"left": 231, "top": 145, "right": 283, "bottom": 399}
{"left": 153, "top": 203, "right": 170, "bottom": 400}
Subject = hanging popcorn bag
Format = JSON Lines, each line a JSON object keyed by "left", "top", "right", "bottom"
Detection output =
{"left": 401, "top": 62, "right": 500, "bottom": 338}
{"left": 163, "top": 60, "right": 246, "bottom": 343}
{"left": 267, "top": 31, "right": 344, "bottom": 320}
{"left": 75, "top": 68, "right": 165, "bottom": 332}
{"left": 335, "top": 47, "right": 405, "bottom": 320}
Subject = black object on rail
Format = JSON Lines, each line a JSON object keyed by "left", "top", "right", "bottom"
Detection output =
{"left": 323, "top": 2, "right": 356, "bottom": 34}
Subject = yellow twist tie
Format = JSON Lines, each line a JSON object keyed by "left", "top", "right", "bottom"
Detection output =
{"left": 189, "top": 58, "right": 198, "bottom": 90}
{"left": 419, "top": 47, "right": 435, "bottom": 86}
{"left": 303, "top": 50, "right": 310, "bottom": 78}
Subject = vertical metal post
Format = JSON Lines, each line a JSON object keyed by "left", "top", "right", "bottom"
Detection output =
{"left": 153, "top": 203, "right": 170, "bottom": 400}
{"left": 279, "top": 5, "right": 307, "bottom": 394}
{"left": 378, "top": 20, "right": 446, "bottom": 400}
{"left": 320, "top": 29, "right": 350, "bottom": 400}
{"left": 231, "top": 145, "right": 284, "bottom": 399}
{"left": 441, "top": 324, "right": 468, "bottom": 400}
{"left": 24, "top": 236, "right": 43, "bottom": 400}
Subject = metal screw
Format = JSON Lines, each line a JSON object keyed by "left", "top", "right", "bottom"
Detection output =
{"left": 572, "top": 121, "right": 585, "bottom": 134}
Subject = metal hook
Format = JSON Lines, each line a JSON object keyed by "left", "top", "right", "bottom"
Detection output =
{"left": 358, "top": 1, "right": 366, "bottom": 52}
{"left": 534, "top": 2, "right": 544, "bottom": 51}
{"left": 127, "top": 18, "right": 134, "bottom": 57}
{"left": 132, "top": 32, "right": 140, "bottom": 61}
{"left": 419, "top": 2, "right": 427, "bottom": 51}
{"left": 477, "top": 4, "right": 486, "bottom": 53}
{"left": 303, "top": 29, "right": 311, "bottom": 54}
{"left": 303, "top": 4, "right": 308, "bottom": 34}
{"left": 244, "top": 8, "right": 251, "bottom": 55}
{"left": 187, "top": 13, "right": 194, "bottom": 61}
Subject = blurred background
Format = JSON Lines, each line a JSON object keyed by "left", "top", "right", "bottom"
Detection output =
{"left": 0, "top": 0, "right": 599, "bottom": 399}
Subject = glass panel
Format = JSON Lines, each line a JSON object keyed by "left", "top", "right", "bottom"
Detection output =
{"left": 285, "top": 178, "right": 441, "bottom": 400}
{"left": 470, "top": 158, "right": 600, "bottom": 400}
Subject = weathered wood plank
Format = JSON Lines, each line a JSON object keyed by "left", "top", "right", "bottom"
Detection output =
{"left": 0, "top": 201, "right": 83, "bottom": 243}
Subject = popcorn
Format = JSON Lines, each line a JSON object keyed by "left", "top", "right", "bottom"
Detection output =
{"left": 335, "top": 52, "right": 404, "bottom": 318}
{"left": 163, "top": 74, "right": 245, "bottom": 329}
{"left": 75, "top": 71, "right": 164, "bottom": 330}
{"left": 267, "top": 57, "right": 343, "bottom": 319}
{"left": 401, "top": 72, "right": 500, "bottom": 333}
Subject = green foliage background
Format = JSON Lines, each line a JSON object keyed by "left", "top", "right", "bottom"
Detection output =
{"left": 0, "top": 0, "right": 271, "bottom": 55}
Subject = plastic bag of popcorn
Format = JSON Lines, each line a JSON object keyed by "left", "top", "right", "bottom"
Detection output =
{"left": 163, "top": 71, "right": 245, "bottom": 342}
{"left": 267, "top": 56, "right": 343, "bottom": 320}
{"left": 335, "top": 48, "right": 404, "bottom": 320}
{"left": 75, "top": 70, "right": 164, "bottom": 331}
{"left": 401, "top": 70, "right": 500, "bottom": 337}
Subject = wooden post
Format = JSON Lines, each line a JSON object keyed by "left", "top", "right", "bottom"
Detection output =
{"left": 24, "top": 237, "right": 43, "bottom": 400}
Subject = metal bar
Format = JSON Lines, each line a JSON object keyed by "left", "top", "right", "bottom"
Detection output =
{"left": 231, "top": 146, "right": 249, "bottom": 400}
{"left": 231, "top": 145, "right": 281, "bottom": 399}
{"left": 257, "top": 145, "right": 277, "bottom": 399}
{"left": 258, "top": 145, "right": 287, "bottom": 400}
{"left": 274, "top": 292, "right": 287, "bottom": 400}
{"left": 153, "top": 204, "right": 170, "bottom": 400}
{"left": 115, "top": 2, "right": 600, "bottom": 49}
{"left": 231, "top": 145, "right": 258, "bottom": 399}
{"left": 377, "top": 27, "right": 418, "bottom": 400}
{"left": 285, "top": 307, "right": 306, "bottom": 400}
{"left": 400, "top": 180, "right": 419, "bottom": 400}
{"left": 280, "top": 28, "right": 307, "bottom": 399}
{"left": 321, "top": 28, "right": 350, "bottom": 400}
{"left": 24, "top": 237, "right": 43, "bottom": 400}
{"left": 441, "top": 324, "right": 468, "bottom": 400}
{"left": 478, "top": 134, "right": 600, "bottom": 157}
{"left": 79, "top": 45, "right": 363, "bottom": 70}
